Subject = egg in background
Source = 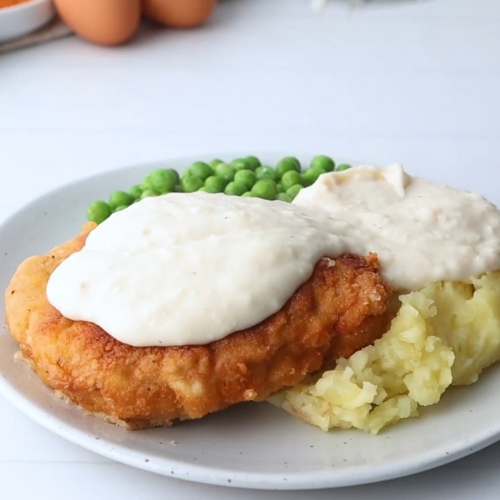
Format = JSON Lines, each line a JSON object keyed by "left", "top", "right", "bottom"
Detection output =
{"left": 55, "top": 0, "right": 141, "bottom": 46}
{"left": 142, "top": 0, "right": 217, "bottom": 29}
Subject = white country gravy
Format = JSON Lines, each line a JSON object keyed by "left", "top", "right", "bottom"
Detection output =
{"left": 47, "top": 165, "right": 500, "bottom": 347}
{"left": 293, "top": 164, "right": 500, "bottom": 291}
{"left": 47, "top": 193, "right": 349, "bottom": 346}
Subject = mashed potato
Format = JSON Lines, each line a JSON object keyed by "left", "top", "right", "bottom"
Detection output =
{"left": 271, "top": 272, "right": 500, "bottom": 434}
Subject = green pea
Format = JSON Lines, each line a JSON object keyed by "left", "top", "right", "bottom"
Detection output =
{"left": 204, "top": 176, "right": 227, "bottom": 192}
{"left": 87, "top": 201, "right": 112, "bottom": 224}
{"left": 281, "top": 170, "right": 304, "bottom": 191}
{"left": 286, "top": 184, "right": 303, "bottom": 199}
{"left": 210, "top": 158, "right": 224, "bottom": 168}
{"left": 225, "top": 181, "right": 248, "bottom": 196}
{"left": 144, "top": 168, "right": 179, "bottom": 187}
{"left": 259, "top": 178, "right": 278, "bottom": 188}
{"left": 182, "top": 176, "right": 204, "bottom": 193}
{"left": 234, "top": 169, "right": 257, "bottom": 190}
{"left": 251, "top": 179, "right": 277, "bottom": 200}
{"left": 302, "top": 168, "right": 322, "bottom": 186}
{"left": 336, "top": 164, "right": 352, "bottom": 172}
{"left": 168, "top": 168, "right": 180, "bottom": 184}
{"left": 109, "top": 191, "right": 134, "bottom": 210}
{"left": 146, "top": 169, "right": 178, "bottom": 194}
{"left": 187, "top": 162, "right": 214, "bottom": 181}
{"left": 198, "top": 186, "right": 219, "bottom": 194}
{"left": 311, "top": 155, "right": 335, "bottom": 173}
{"left": 140, "top": 189, "right": 158, "bottom": 200}
{"left": 128, "top": 185, "right": 143, "bottom": 200}
{"left": 231, "top": 158, "right": 254, "bottom": 171}
{"left": 141, "top": 176, "right": 152, "bottom": 190}
{"left": 277, "top": 193, "right": 293, "bottom": 203}
{"left": 256, "top": 166, "right": 280, "bottom": 182}
{"left": 114, "top": 205, "right": 128, "bottom": 212}
{"left": 276, "top": 157, "right": 301, "bottom": 178}
{"left": 242, "top": 191, "right": 254, "bottom": 197}
{"left": 277, "top": 183, "right": 285, "bottom": 193}
{"left": 215, "top": 163, "right": 236, "bottom": 182}
{"left": 245, "top": 156, "right": 261, "bottom": 170}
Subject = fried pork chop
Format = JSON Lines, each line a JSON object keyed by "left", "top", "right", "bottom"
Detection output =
{"left": 5, "top": 223, "right": 392, "bottom": 429}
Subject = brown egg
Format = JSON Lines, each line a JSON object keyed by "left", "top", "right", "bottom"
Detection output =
{"left": 55, "top": 0, "right": 141, "bottom": 46}
{"left": 143, "top": 0, "right": 217, "bottom": 29}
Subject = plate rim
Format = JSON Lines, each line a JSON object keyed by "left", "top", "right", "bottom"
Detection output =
{"left": 1, "top": 156, "right": 500, "bottom": 490}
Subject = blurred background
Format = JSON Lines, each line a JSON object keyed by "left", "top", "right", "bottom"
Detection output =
{"left": 1, "top": 0, "right": 499, "bottom": 213}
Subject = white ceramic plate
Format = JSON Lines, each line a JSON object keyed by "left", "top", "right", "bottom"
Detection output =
{"left": 0, "top": 0, "right": 55, "bottom": 44}
{"left": 1, "top": 154, "right": 500, "bottom": 491}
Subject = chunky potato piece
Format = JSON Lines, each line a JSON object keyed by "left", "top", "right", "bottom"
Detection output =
{"left": 272, "top": 272, "right": 500, "bottom": 434}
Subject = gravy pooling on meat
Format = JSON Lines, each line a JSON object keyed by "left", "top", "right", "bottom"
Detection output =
{"left": 46, "top": 194, "right": 356, "bottom": 346}
{"left": 6, "top": 229, "right": 391, "bottom": 428}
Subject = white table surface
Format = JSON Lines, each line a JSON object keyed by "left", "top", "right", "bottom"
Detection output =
{"left": 1, "top": 0, "right": 500, "bottom": 498}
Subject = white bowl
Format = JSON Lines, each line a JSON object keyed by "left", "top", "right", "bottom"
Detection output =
{"left": 0, "top": 0, "right": 55, "bottom": 44}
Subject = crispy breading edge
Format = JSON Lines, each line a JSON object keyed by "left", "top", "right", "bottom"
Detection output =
{"left": 5, "top": 224, "right": 391, "bottom": 430}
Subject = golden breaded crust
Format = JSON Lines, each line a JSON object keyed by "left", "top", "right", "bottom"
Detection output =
{"left": 5, "top": 224, "right": 391, "bottom": 429}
